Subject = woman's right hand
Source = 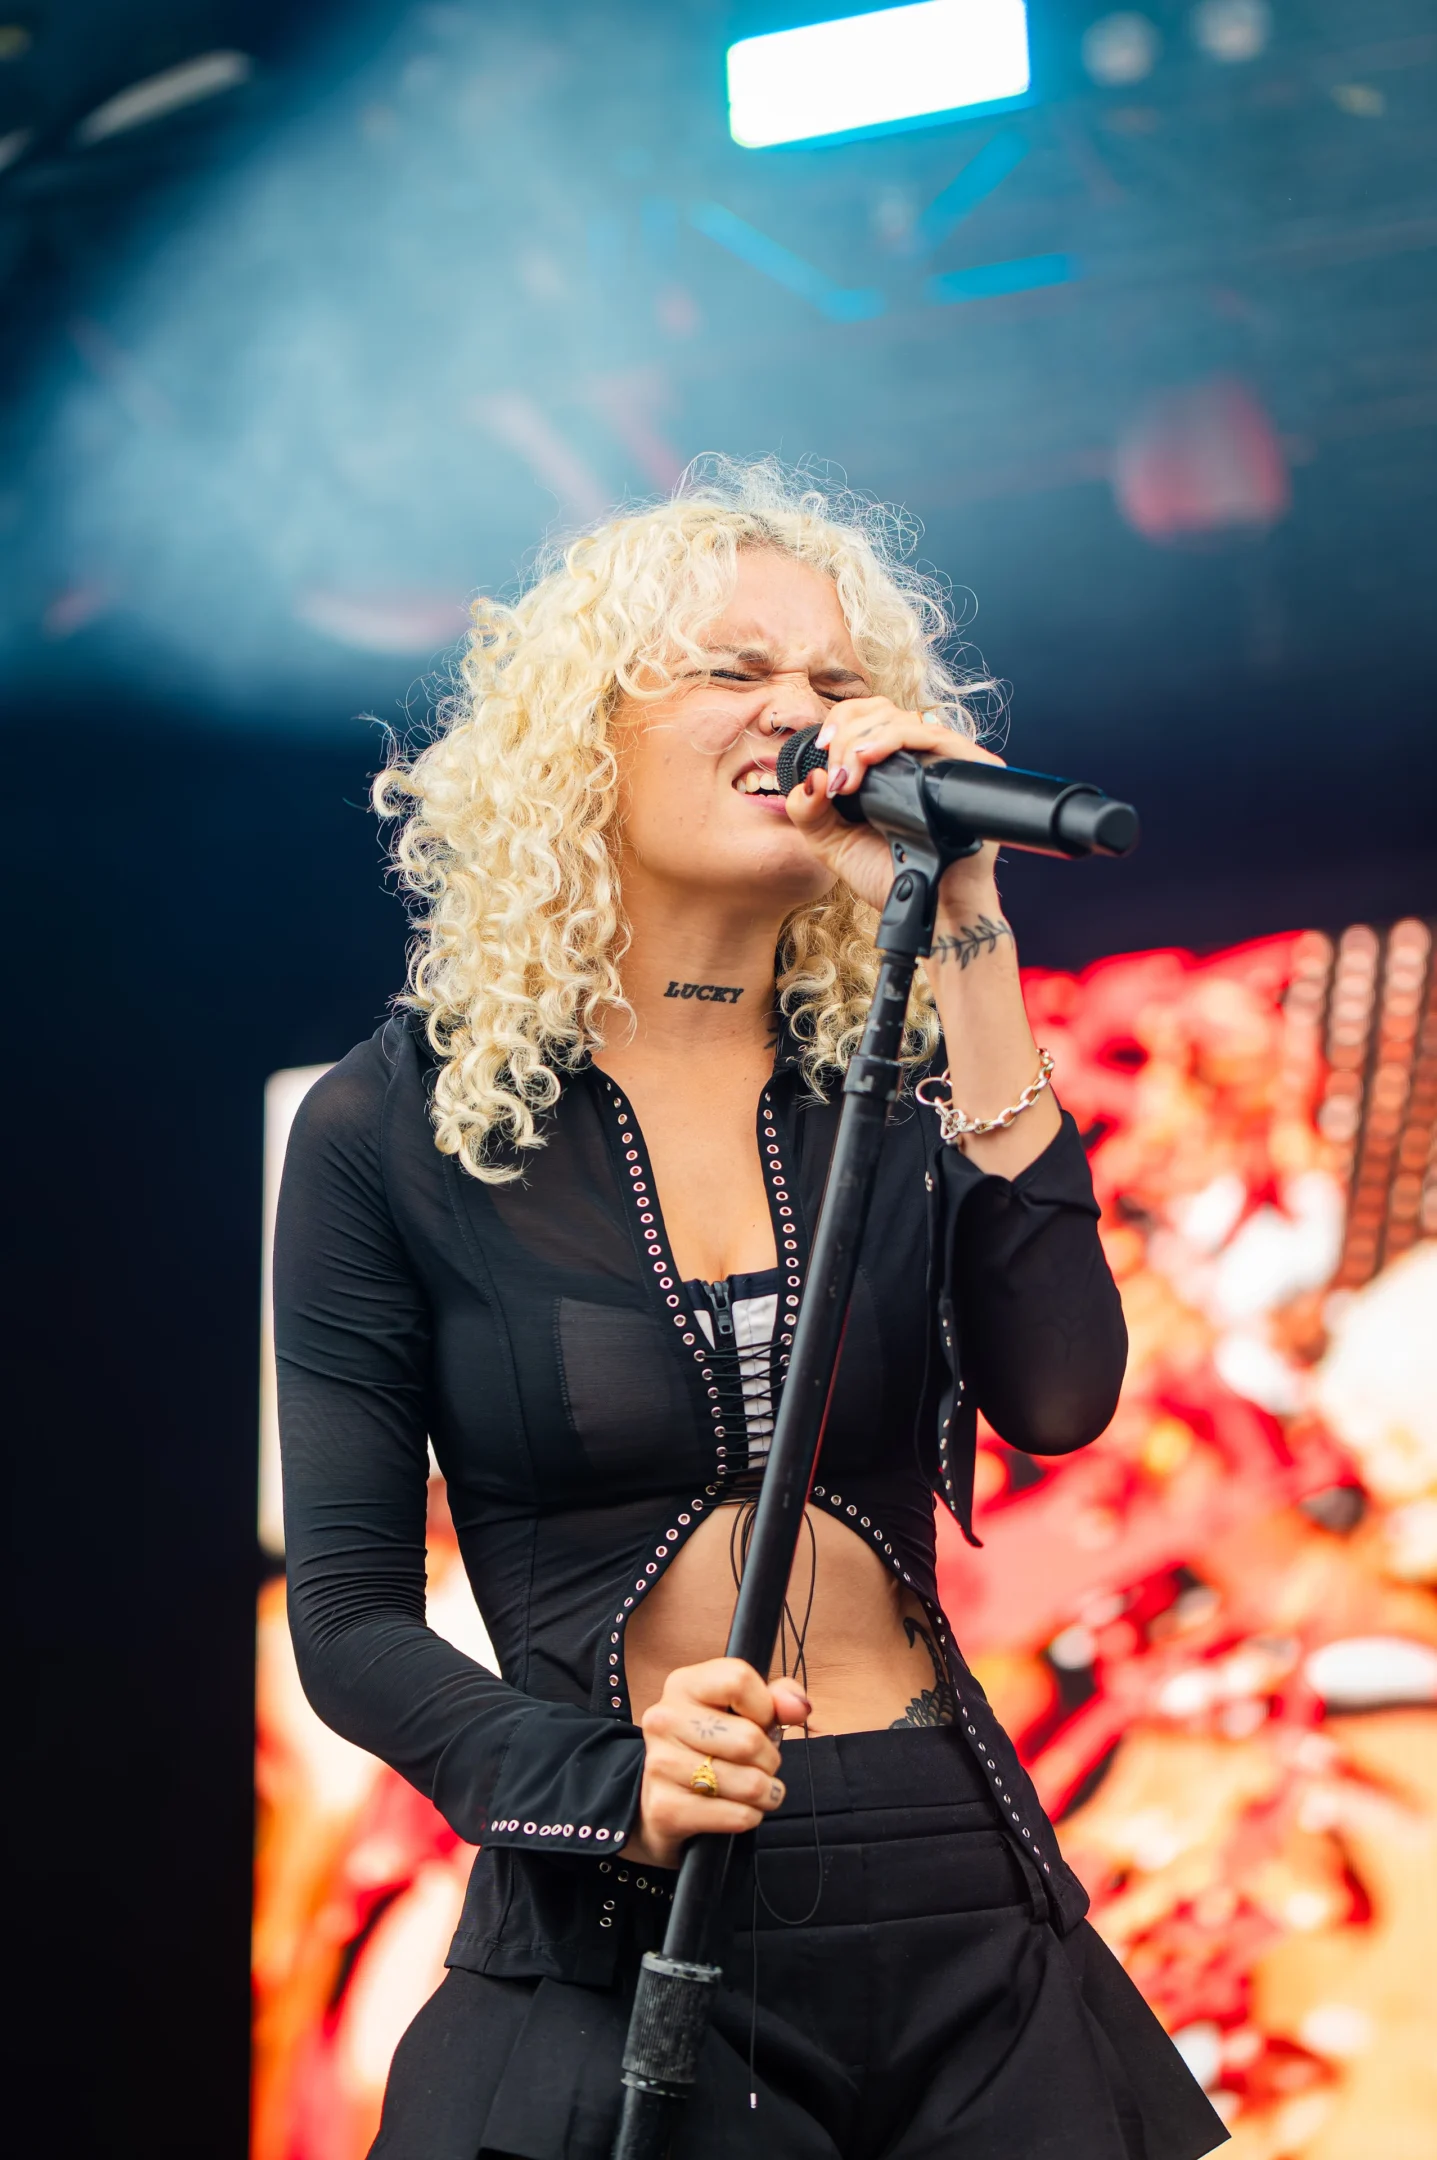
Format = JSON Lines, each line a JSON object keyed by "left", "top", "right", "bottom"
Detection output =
{"left": 627, "top": 1657, "right": 811, "bottom": 1870}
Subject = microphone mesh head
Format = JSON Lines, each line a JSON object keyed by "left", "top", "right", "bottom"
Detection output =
{"left": 774, "top": 724, "right": 828, "bottom": 795}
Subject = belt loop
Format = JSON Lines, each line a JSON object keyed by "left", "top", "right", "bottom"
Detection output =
{"left": 1012, "top": 1838, "right": 1052, "bottom": 1925}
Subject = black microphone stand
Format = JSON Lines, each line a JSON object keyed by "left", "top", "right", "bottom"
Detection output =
{"left": 611, "top": 804, "right": 966, "bottom": 2160}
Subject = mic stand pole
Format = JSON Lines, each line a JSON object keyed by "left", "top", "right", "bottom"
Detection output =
{"left": 611, "top": 834, "right": 959, "bottom": 2160}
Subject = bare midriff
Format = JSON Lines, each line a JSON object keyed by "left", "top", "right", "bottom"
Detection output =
{"left": 623, "top": 1500, "right": 950, "bottom": 1735}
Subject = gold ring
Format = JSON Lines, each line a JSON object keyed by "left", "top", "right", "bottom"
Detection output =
{"left": 691, "top": 1756, "right": 719, "bottom": 1798}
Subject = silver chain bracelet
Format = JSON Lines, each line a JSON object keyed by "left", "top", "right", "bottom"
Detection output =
{"left": 915, "top": 1048, "right": 1055, "bottom": 1145}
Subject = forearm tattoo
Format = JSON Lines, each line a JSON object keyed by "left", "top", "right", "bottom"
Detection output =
{"left": 890, "top": 1617, "right": 956, "bottom": 1729}
{"left": 931, "top": 915, "right": 1013, "bottom": 969}
{"left": 665, "top": 981, "right": 744, "bottom": 1003}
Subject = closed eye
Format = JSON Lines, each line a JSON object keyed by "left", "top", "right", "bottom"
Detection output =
{"left": 709, "top": 669, "right": 856, "bottom": 701}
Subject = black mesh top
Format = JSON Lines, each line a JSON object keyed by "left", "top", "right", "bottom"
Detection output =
{"left": 275, "top": 1014, "right": 1126, "bottom": 1983}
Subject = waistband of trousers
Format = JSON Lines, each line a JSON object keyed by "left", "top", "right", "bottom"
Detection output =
{"left": 767, "top": 1723, "right": 994, "bottom": 1824}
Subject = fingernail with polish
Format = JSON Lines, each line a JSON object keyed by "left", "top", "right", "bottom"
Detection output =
{"left": 815, "top": 722, "right": 835, "bottom": 749}
{"left": 802, "top": 770, "right": 818, "bottom": 797}
{"left": 826, "top": 765, "right": 850, "bottom": 797}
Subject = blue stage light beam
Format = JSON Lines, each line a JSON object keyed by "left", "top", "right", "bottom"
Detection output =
{"left": 911, "top": 129, "right": 1028, "bottom": 256}
{"left": 688, "top": 202, "right": 884, "bottom": 321}
{"left": 926, "top": 251, "right": 1076, "bottom": 303}
{"left": 727, "top": 0, "right": 1032, "bottom": 151}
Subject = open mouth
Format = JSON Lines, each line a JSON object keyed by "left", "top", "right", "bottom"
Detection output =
{"left": 733, "top": 764, "right": 785, "bottom": 798}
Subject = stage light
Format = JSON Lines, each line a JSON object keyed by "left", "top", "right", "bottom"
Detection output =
{"left": 1111, "top": 376, "right": 1289, "bottom": 542}
{"left": 1331, "top": 83, "right": 1385, "bottom": 120}
{"left": 75, "top": 51, "right": 252, "bottom": 146}
{"left": 1080, "top": 13, "right": 1160, "bottom": 89}
{"left": 726, "top": 1, "right": 1031, "bottom": 151}
{"left": 1190, "top": 0, "right": 1271, "bottom": 66}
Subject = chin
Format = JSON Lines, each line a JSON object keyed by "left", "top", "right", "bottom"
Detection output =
{"left": 654, "top": 835, "right": 824, "bottom": 907}
{"left": 732, "top": 835, "right": 832, "bottom": 906}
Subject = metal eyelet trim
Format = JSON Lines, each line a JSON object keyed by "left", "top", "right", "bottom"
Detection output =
{"left": 806, "top": 1483, "right": 1053, "bottom": 1874}
{"left": 489, "top": 1819, "right": 623, "bottom": 1845}
{"left": 594, "top": 1083, "right": 1060, "bottom": 1892}
{"left": 601, "top": 1079, "right": 801, "bottom": 1471}
{"left": 597, "top": 1076, "right": 805, "bottom": 1720}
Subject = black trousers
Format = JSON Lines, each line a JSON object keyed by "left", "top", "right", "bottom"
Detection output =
{"left": 372, "top": 1729, "right": 1227, "bottom": 2160}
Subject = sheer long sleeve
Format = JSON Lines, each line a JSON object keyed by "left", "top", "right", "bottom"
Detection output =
{"left": 936, "top": 1107, "right": 1126, "bottom": 1461}
{"left": 275, "top": 1038, "right": 644, "bottom": 1855}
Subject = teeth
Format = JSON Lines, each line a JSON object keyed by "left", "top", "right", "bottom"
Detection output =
{"left": 737, "top": 769, "right": 780, "bottom": 794}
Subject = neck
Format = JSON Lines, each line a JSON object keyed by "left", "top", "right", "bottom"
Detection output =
{"left": 606, "top": 864, "right": 787, "bottom": 1064}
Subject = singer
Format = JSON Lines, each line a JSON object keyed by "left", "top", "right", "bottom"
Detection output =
{"left": 276, "top": 463, "right": 1226, "bottom": 2159}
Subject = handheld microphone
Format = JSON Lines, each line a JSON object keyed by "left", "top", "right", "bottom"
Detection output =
{"left": 774, "top": 725, "right": 1139, "bottom": 862}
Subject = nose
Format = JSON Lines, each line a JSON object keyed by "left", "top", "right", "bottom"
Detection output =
{"left": 758, "top": 674, "right": 826, "bottom": 739}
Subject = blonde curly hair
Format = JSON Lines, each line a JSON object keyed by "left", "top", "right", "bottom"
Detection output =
{"left": 375, "top": 457, "right": 992, "bottom": 1181}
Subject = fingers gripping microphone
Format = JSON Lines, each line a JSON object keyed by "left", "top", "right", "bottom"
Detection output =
{"left": 774, "top": 726, "right": 1139, "bottom": 861}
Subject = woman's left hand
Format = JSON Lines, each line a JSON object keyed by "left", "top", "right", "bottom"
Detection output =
{"left": 782, "top": 698, "right": 1004, "bottom": 914}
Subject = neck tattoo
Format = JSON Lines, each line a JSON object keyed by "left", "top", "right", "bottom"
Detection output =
{"left": 664, "top": 981, "right": 745, "bottom": 1004}
{"left": 931, "top": 914, "right": 1013, "bottom": 969}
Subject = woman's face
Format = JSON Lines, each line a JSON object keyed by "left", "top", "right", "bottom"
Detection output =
{"left": 616, "top": 548, "right": 871, "bottom": 909}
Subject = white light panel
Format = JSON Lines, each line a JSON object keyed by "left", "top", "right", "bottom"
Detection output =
{"left": 727, "top": 1, "right": 1031, "bottom": 150}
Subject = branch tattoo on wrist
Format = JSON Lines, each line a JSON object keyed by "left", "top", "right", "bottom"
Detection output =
{"left": 931, "top": 914, "right": 1012, "bottom": 969}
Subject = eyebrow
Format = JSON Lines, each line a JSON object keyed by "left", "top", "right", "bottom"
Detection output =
{"left": 704, "top": 642, "right": 869, "bottom": 686}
